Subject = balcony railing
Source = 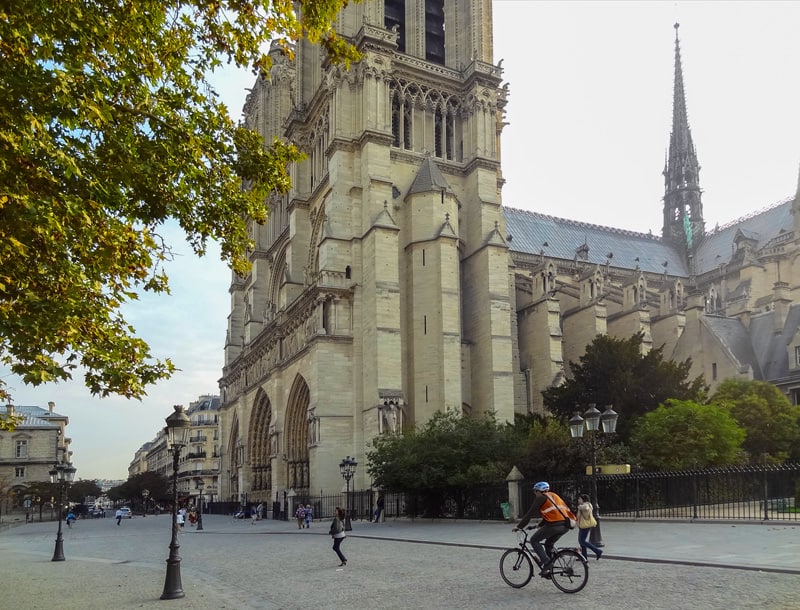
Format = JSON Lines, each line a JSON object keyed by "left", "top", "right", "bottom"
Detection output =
{"left": 189, "top": 436, "right": 207, "bottom": 443}
{"left": 185, "top": 451, "right": 207, "bottom": 459}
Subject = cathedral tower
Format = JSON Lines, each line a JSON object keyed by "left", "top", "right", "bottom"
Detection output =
{"left": 662, "top": 23, "right": 705, "bottom": 256}
{"left": 220, "top": 0, "right": 512, "bottom": 500}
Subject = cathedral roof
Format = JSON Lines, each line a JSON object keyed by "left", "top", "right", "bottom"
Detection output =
{"left": 406, "top": 156, "right": 452, "bottom": 196}
{"left": 693, "top": 199, "right": 793, "bottom": 274}
{"left": 702, "top": 316, "right": 763, "bottom": 379}
{"left": 750, "top": 304, "right": 800, "bottom": 382}
{"left": 503, "top": 207, "right": 688, "bottom": 276}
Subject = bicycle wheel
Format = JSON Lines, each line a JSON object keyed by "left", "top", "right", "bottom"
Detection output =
{"left": 549, "top": 549, "right": 588, "bottom": 594}
{"left": 499, "top": 548, "right": 534, "bottom": 588}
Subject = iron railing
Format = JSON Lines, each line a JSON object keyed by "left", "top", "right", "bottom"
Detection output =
{"left": 524, "top": 463, "right": 800, "bottom": 522}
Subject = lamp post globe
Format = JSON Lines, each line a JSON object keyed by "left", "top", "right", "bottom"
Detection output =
{"left": 161, "top": 404, "right": 191, "bottom": 600}
{"left": 569, "top": 404, "right": 619, "bottom": 548}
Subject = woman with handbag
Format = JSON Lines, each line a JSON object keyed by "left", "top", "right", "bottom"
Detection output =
{"left": 576, "top": 494, "right": 603, "bottom": 560}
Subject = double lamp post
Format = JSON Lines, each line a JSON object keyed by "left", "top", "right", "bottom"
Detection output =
{"left": 569, "top": 403, "right": 618, "bottom": 547}
{"left": 49, "top": 460, "right": 77, "bottom": 562}
{"left": 339, "top": 455, "right": 357, "bottom": 531}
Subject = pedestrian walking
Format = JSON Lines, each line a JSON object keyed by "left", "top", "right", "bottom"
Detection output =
{"left": 256, "top": 502, "right": 265, "bottom": 521}
{"left": 115, "top": 509, "right": 123, "bottom": 525}
{"left": 304, "top": 504, "right": 313, "bottom": 528}
{"left": 329, "top": 506, "right": 347, "bottom": 567}
{"left": 295, "top": 504, "right": 306, "bottom": 529}
{"left": 372, "top": 495, "right": 385, "bottom": 523}
{"left": 576, "top": 493, "right": 603, "bottom": 560}
{"left": 177, "top": 507, "right": 186, "bottom": 528}
{"left": 66, "top": 511, "right": 75, "bottom": 528}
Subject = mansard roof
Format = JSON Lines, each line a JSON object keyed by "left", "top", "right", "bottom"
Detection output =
{"left": 503, "top": 207, "right": 689, "bottom": 276}
{"left": 9, "top": 405, "right": 63, "bottom": 428}
{"left": 693, "top": 199, "right": 793, "bottom": 274}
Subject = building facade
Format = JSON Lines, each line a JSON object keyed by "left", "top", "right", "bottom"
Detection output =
{"left": 219, "top": 4, "right": 800, "bottom": 502}
{"left": 1, "top": 402, "right": 70, "bottom": 506}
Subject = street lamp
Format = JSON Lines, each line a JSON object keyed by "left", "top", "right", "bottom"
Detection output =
{"left": 49, "top": 461, "right": 77, "bottom": 562}
{"left": 161, "top": 404, "right": 191, "bottom": 600}
{"left": 339, "top": 455, "right": 357, "bottom": 531}
{"left": 569, "top": 404, "right": 618, "bottom": 547}
{"left": 142, "top": 489, "right": 150, "bottom": 517}
{"left": 194, "top": 477, "right": 204, "bottom": 531}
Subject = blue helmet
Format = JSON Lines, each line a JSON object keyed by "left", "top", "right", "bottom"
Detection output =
{"left": 532, "top": 481, "right": 550, "bottom": 492}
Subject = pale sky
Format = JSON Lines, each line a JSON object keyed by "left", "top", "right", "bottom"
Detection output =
{"left": 3, "top": 1, "right": 798, "bottom": 480}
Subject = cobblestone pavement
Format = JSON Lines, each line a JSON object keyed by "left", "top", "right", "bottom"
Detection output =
{"left": 1, "top": 515, "right": 798, "bottom": 609}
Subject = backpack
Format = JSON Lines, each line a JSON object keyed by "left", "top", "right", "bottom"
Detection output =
{"left": 295, "top": 506, "right": 305, "bottom": 518}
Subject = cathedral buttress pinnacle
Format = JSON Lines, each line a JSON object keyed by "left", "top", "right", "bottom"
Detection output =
{"left": 662, "top": 22, "right": 704, "bottom": 254}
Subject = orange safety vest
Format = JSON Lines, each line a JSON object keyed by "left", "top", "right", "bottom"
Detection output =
{"left": 540, "top": 492, "right": 576, "bottom": 523}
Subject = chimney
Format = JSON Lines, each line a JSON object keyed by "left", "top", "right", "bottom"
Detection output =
{"left": 48, "top": 401, "right": 55, "bottom": 413}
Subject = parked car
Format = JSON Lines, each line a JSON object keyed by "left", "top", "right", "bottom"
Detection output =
{"left": 91, "top": 507, "right": 106, "bottom": 517}
{"left": 118, "top": 507, "right": 132, "bottom": 519}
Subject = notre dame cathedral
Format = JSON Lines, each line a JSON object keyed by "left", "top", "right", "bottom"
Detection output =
{"left": 217, "top": 2, "right": 800, "bottom": 503}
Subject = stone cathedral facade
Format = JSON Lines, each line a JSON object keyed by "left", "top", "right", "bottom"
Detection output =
{"left": 218, "top": 5, "right": 800, "bottom": 503}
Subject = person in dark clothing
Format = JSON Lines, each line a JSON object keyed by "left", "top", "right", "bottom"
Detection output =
{"left": 372, "top": 495, "right": 385, "bottom": 523}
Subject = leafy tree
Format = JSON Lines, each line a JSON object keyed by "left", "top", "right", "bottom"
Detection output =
{"left": 367, "top": 410, "right": 516, "bottom": 516}
{"left": 709, "top": 379, "right": 800, "bottom": 463}
{"left": 0, "top": 0, "right": 360, "bottom": 405}
{"left": 108, "top": 471, "right": 170, "bottom": 506}
{"left": 510, "top": 414, "right": 582, "bottom": 478}
{"left": 542, "top": 332, "right": 707, "bottom": 441}
{"left": 630, "top": 399, "right": 745, "bottom": 470}
{"left": 67, "top": 479, "right": 103, "bottom": 504}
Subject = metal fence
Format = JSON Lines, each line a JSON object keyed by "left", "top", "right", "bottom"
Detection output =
{"left": 523, "top": 463, "right": 800, "bottom": 522}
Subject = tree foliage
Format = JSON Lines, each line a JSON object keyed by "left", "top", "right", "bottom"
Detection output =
{"left": 630, "top": 399, "right": 745, "bottom": 470}
{"left": 542, "top": 332, "right": 707, "bottom": 440}
{"left": 0, "top": 0, "right": 360, "bottom": 404}
{"left": 366, "top": 410, "right": 516, "bottom": 514}
{"left": 709, "top": 379, "right": 800, "bottom": 463}
{"left": 510, "top": 414, "right": 583, "bottom": 478}
{"left": 108, "top": 471, "right": 170, "bottom": 504}
{"left": 67, "top": 479, "right": 103, "bottom": 504}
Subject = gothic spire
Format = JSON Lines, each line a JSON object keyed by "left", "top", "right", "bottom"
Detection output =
{"left": 662, "top": 23, "right": 704, "bottom": 252}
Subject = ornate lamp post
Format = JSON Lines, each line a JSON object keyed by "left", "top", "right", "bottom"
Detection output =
{"left": 194, "top": 477, "right": 204, "bottom": 532}
{"left": 161, "top": 405, "right": 191, "bottom": 600}
{"left": 569, "top": 404, "right": 618, "bottom": 547}
{"left": 49, "top": 461, "right": 76, "bottom": 561}
{"left": 142, "top": 489, "right": 150, "bottom": 517}
{"left": 339, "top": 455, "right": 357, "bottom": 531}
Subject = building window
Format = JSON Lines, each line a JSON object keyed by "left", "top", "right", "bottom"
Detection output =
{"left": 795, "top": 346, "right": 800, "bottom": 367}
{"left": 15, "top": 440, "right": 27, "bottom": 458}
{"left": 15, "top": 467, "right": 25, "bottom": 478}
{"left": 711, "top": 363, "right": 717, "bottom": 381}
{"left": 791, "top": 388, "right": 800, "bottom": 406}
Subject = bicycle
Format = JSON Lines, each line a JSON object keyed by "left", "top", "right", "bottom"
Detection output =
{"left": 499, "top": 526, "right": 589, "bottom": 594}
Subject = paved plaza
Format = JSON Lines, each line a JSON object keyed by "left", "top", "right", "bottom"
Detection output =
{"left": 1, "top": 514, "right": 798, "bottom": 609}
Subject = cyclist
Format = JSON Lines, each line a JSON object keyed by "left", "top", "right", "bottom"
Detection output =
{"left": 513, "top": 481, "right": 576, "bottom": 576}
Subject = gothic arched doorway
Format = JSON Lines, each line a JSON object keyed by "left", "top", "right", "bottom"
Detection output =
{"left": 285, "top": 375, "right": 310, "bottom": 493}
{"left": 248, "top": 390, "right": 272, "bottom": 501}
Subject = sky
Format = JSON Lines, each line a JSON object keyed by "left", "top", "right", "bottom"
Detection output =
{"left": 3, "top": 1, "right": 799, "bottom": 481}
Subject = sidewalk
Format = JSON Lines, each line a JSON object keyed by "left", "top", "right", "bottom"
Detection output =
{"left": 1, "top": 515, "right": 797, "bottom": 609}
